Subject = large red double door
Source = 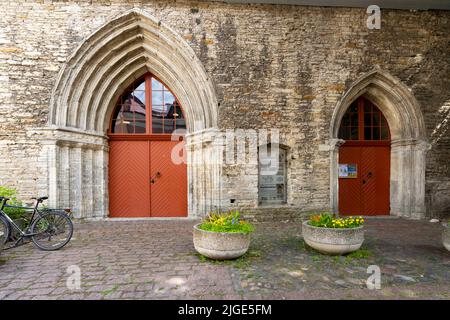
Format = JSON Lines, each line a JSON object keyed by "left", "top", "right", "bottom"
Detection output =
{"left": 339, "top": 144, "right": 390, "bottom": 216}
{"left": 338, "top": 97, "right": 391, "bottom": 216}
{"left": 108, "top": 138, "right": 187, "bottom": 218}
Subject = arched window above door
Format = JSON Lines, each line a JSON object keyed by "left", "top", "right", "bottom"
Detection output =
{"left": 110, "top": 74, "right": 186, "bottom": 134}
{"left": 338, "top": 97, "right": 390, "bottom": 141}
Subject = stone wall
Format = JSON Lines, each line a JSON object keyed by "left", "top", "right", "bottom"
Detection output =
{"left": 0, "top": 0, "right": 449, "bottom": 219}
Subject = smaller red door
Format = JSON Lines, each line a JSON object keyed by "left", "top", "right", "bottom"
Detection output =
{"left": 360, "top": 146, "right": 390, "bottom": 215}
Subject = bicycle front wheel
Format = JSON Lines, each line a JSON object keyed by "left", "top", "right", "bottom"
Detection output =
{"left": 0, "top": 215, "right": 10, "bottom": 244}
{"left": 31, "top": 211, "right": 73, "bottom": 251}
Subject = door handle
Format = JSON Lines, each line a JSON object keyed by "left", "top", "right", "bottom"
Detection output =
{"left": 150, "top": 172, "right": 161, "bottom": 184}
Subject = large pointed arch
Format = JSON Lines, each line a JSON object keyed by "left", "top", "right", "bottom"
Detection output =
{"left": 43, "top": 9, "right": 220, "bottom": 218}
{"left": 329, "top": 69, "right": 430, "bottom": 219}
{"left": 49, "top": 8, "right": 218, "bottom": 134}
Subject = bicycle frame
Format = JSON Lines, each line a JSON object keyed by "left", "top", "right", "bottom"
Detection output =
{"left": 0, "top": 198, "right": 46, "bottom": 238}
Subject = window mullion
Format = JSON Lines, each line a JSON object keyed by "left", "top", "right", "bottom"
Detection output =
{"left": 358, "top": 97, "right": 364, "bottom": 140}
{"left": 146, "top": 75, "right": 152, "bottom": 134}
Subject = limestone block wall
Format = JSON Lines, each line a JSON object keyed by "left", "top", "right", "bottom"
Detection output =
{"left": 0, "top": 0, "right": 448, "bottom": 219}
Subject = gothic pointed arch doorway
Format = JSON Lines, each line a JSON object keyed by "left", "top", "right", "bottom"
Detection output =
{"left": 338, "top": 97, "right": 391, "bottom": 216}
{"left": 330, "top": 69, "right": 429, "bottom": 219}
{"left": 44, "top": 9, "right": 220, "bottom": 219}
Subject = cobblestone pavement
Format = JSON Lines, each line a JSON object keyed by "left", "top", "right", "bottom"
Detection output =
{"left": 0, "top": 218, "right": 449, "bottom": 300}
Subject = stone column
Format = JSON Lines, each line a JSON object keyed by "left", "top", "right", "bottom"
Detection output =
{"left": 185, "top": 128, "right": 222, "bottom": 218}
{"left": 328, "top": 138, "right": 345, "bottom": 214}
{"left": 390, "top": 138, "right": 431, "bottom": 219}
{"left": 39, "top": 128, "right": 109, "bottom": 218}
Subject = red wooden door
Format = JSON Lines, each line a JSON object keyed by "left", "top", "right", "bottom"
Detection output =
{"left": 360, "top": 146, "right": 390, "bottom": 215}
{"left": 338, "top": 97, "right": 391, "bottom": 216}
{"left": 150, "top": 141, "right": 187, "bottom": 217}
{"left": 109, "top": 140, "right": 151, "bottom": 217}
{"left": 338, "top": 145, "right": 390, "bottom": 216}
{"left": 109, "top": 139, "right": 187, "bottom": 217}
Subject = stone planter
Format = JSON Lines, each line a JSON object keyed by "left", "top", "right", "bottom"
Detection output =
{"left": 302, "top": 221, "right": 364, "bottom": 255}
{"left": 443, "top": 224, "right": 450, "bottom": 252}
{"left": 193, "top": 224, "right": 251, "bottom": 260}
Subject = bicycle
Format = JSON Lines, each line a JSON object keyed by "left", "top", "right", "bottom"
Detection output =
{"left": 0, "top": 196, "right": 73, "bottom": 251}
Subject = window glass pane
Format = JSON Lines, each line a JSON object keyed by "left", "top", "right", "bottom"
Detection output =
{"left": 152, "top": 105, "right": 164, "bottom": 133}
{"left": 133, "top": 90, "right": 145, "bottom": 105}
{"left": 152, "top": 78, "right": 163, "bottom": 90}
{"left": 372, "top": 127, "right": 380, "bottom": 140}
{"left": 341, "top": 127, "right": 350, "bottom": 140}
{"left": 164, "top": 91, "right": 175, "bottom": 106}
{"left": 165, "top": 104, "right": 176, "bottom": 119}
{"left": 350, "top": 102, "right": 358, "bottom": 113}
{"left": 163, "top": 119, "right": 175, "bottom": 134}
{"left": 134, "top": 111, "right": 146, "bottom": 121}
{"left": 351, "top": 127, "right": 358, "bottom": 140}
{"left": 121, "top": 92, "right": 131, "bottom": 104}
{"left": 342, "top": 114, "right": 350, "bottom": 126}
{"left": 372, "top": 112, "right": 380, "bottom": 126}
{"left": 175, "top": 118, "right": 186, "bottom": 131}
{"left": 364, "top": 113, "right": 371, "bottom": 126}
{"left": 174, "top": 105, "right": 184, "bottom": 119}
{"left": 364, "top": 103, "right": 372, "bottom": 113}
{"left": 152, "top": 91, "right": 163, "bottom": 106}
{"left": 120, "top": 110, "right": 132, "bottom": 119}
{"left": 135, "top": 81, "right": 145, "bottom": 91}
{"left": 259, "top": 146, "right": 287, "bottom": 204}
{"left": 381, "top": 126, "right": 389, "bottom": 140}
{"left": 134, "top": 120, "right": 146, "bottom": 134}
{"left": 113, "top": 119, "right": 133, "bottom": 133}
{"left": 350, "top": 114, "right": 358, "bottom": 126}
{"left": 364, "top": 127, "right": 372, "bottom": 140}
{"left": 338, "top": 127, "right": 344, "bottom": 139}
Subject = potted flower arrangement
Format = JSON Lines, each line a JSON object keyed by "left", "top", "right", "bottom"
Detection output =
{"left": 302, "top": 213, "right": 365, "bottom": 255}
{"left": 443, "top": 221, "right": 450, "bottom": 252}
{"left": 193, "top": 210, "right": 255, "bottom": 260}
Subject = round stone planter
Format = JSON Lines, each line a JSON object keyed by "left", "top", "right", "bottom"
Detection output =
{"left": 193, "top": 224, "right": 251, "bottom": 260}
{"left": 302, "top": 221, "right": 365, "bottom": 255}
{"left": 443, "top": 224, "right": 450, "bottom": 252}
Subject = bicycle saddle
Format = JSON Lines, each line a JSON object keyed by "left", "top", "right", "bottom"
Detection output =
{"left": 32, "top": 196, "right": 48, "bottom": 201}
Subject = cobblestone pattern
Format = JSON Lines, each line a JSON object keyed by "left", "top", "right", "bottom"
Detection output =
{"left": 0, "top": 219, "right": 448, "bottom": 300}
{"left": 0, "top": 1, "right": 449, "bottom": 217}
